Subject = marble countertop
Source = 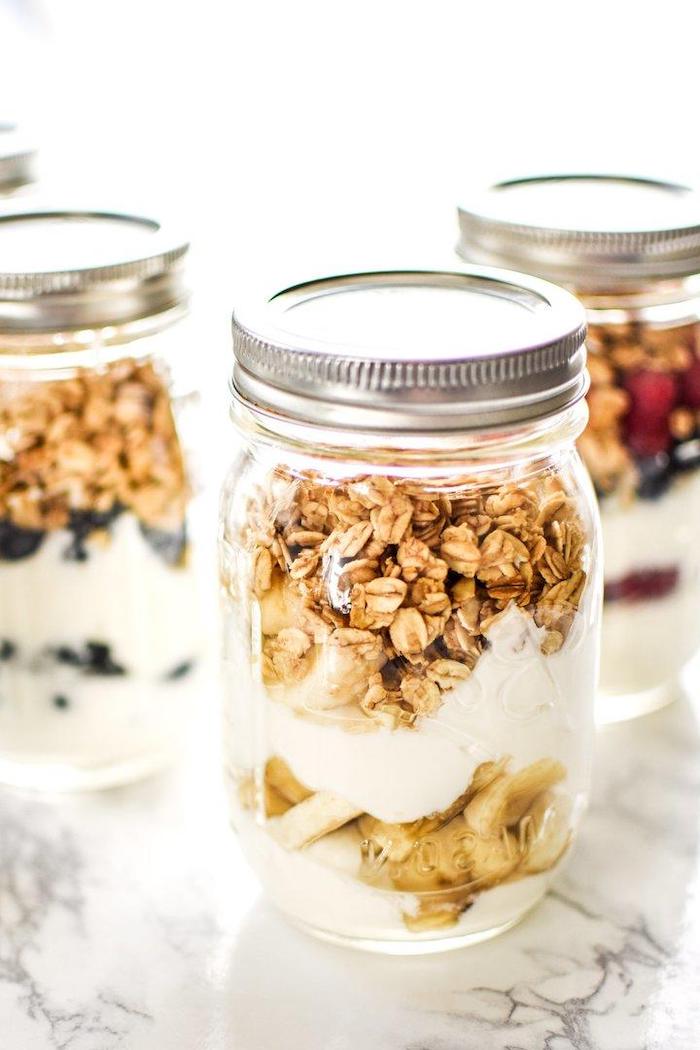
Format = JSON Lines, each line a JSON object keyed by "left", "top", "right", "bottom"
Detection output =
{"left": 2, "top": 685, "right": 700, "bottom": 1050}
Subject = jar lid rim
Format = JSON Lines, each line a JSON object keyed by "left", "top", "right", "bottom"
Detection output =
{"left": 0, "top": 205, "right": 190, "bottom": 329}
{"left": 457, "top": 174, "right": 700, "bottom": 286}
{"left": 231, "top": 267, "right": 587, "bottom": 432}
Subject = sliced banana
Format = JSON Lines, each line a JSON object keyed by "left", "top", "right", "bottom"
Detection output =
{"left": 266, "top": 756, "right": 313, "bottom": 806}
{"left": 463, "top": 758, "right": 566, "bottom": 837}
{"left": 465, "top": 829, "right": 521, "bottom": 888}
{"left": 519, "top": 790, "right": 572, "bottom": 874}
{"left": 259, "top": 576, "right": 301, "bottom": 636}
{"left": 271, "top": 792, "right": 362, "bottom": 850}
{"left": 501, "top": 759, "right": 566, "bottom": 825}
{"left": 265, "top": 784, "right": 294, "bottom": 817}
{"left": 357, "top": 778, "right": 474, "bottom": 867}
{"left": 467, "top": 756, "right": 511, "bottom": 799}
{"left": 357, "top": 814, "right": 417, "bottom": 865}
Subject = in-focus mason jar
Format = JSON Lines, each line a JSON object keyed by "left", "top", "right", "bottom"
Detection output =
{"left": 220, "top": 269, "right": 602, "bottom": 953}
{"left": 458, "top": 175, "right": 700, "bottom": 723}
{"left": 0, "top": 123, "right": 36, "bottom": 197}
{"left": 0, "top": 207, "right": 202, "bottom": 789}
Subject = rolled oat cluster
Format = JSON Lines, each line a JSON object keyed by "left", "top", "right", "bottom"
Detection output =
{"left": 247, "top": 469, "right": 587, "bottom": 728}
{"left": 0, "top": 358, "right": 189, "bottom": 541}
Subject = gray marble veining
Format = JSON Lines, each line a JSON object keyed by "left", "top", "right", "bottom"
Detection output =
{"left": 1, "top": 686, "right": 699, "bottom": 1050}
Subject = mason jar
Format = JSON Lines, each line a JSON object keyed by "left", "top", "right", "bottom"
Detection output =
{"left": 0, "top": 207, "right": 202, "bottom": 789}
{"left": 458, "top": 175, "right": 700, "bottom": 723}
{"left": 0, "top": 124, "right": 36, "bottom": 197}
{"left": 220, "top": 269, "right": 601, "bottom": 953}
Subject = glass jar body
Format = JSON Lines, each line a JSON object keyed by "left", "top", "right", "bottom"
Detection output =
{"left": 577, "top": 279, "right": 700, "bottom": 721}
{"left": 220, "top": 408, "right": 601, "bottom": 952}
{"left": 0, "top": 310, "right": 203, "bottom": 789}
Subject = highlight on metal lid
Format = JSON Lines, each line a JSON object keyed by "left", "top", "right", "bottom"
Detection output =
{"left": 457, "top": 175, "right": 700, "bottom": 288}
{"left": 0, "top": 122, "right": 37, "bottom": 192}
{"left": 0, "top": 206, "right": 189, "bottom": 329}
{"left": 232, "top": 268, "right": 587, "bottom": 432}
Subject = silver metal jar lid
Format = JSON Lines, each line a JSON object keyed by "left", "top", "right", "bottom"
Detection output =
{"left": 0, "top": 124, "right": 36, "bottom": 192}
{"left": 0, "top": 206, "right": 189, "bottom": 330}
{"left": 457, "top": 175, "right": 700, "bottom": 289}
{"left": 232, "top": 269, "right": 587, "bottom": 432}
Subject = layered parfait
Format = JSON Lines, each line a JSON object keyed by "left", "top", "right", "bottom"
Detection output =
{"left": 0, "top": 357, "right": 198, "bottom": 784}
{"left": 223, "top": 464, "right": 597, "bottom": 946}
{"left": 579, "top": 318, "right": 700, "bottom": 706}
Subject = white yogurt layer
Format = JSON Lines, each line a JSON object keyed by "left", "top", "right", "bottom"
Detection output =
{"left": 234, "top": 807, "right": 552, "bottom": 945}
{"left": 0, "top": 511, "right": 200, "bottom": 775}
{"left": 599, "top": 471, "right": 700, "bottom": 698}
{"left": 0, "top": 667, "right": 196, "bottom": 771}
{"left": 227, "top": 602, "right": 596, "bottom": 825}
{"left": 0, "top": 512, "right": 198, "bottom": 676}
{"left": 600, "top": 585, "right": 700, "bottom": 696}
{"left": 601, "top": 470, "right": 700, "bottom": 581}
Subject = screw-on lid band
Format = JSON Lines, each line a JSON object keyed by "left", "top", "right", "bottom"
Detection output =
{"left": 458, "top": 175, "right": 700, "bottom": 288}
{"left": 232, "top": 268, "right": 587, "bottom": 432}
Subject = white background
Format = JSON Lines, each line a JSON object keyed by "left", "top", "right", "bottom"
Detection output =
{"left": 2, "top": 0, "right": 699, "bottom": 297}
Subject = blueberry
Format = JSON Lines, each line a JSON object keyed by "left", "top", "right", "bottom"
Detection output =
{"left": 86, "top": 641, "right": 125, "bottom": 676}
{"left": 635, "top": 453, "right": 673, "bottom": 500}
{"left": 50, "top": 641, "right": 126, "bottom": 676}
{"left": 63, "top": 505, "right": 123, "bottom": 562}
{"left": 54, "top": 645, "right": 83, "bottom": 667}
{"left": 0, "top": 639, "right": 16, "bottom": 661}
{"left": 52, "top": 694, "right": 70, "bottom": 710}
{"left": 139, "top": 521, "right": 188, "bottom": 566}
{"left": 164, "top": 659, "right": 194, "bottom": 681}
{"left": 0, "top": 519, "right": 45, "bottom": 561}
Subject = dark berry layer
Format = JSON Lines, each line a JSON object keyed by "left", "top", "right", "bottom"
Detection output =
{"left": 51, "top": 641, "right": 126, "bottom": 677}
{"left": 0, "top": 639, "right": 16, "bottom": 661}
{"left": 0, "top": 638, "right": 196, "bottom": 684}
{"left": 0, "top": 506, "right": 188, "bottom": 567}
{"left": 0, "top": 519, "right": 45, "bottom": 561}
{"left": 604, "top": 567, "right": 680, "bottom": 604}
{"left": 62, "top": 505, "right": 124, "bottom": 562}
{"left": 139, "top": 521, "right": 188, "bottom": 566}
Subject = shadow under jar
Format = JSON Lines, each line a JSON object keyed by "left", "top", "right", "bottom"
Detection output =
{"left": 0, "top": 207, "right": 202, "bottom": 790}
{"left": 458, "top": 175, "right": 700, "bottom": 723}
{"left": 221, "top": 269, "right": 602, "bottom": 953}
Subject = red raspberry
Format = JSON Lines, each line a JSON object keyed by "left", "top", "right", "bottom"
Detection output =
{"left": 681, "top": 358, "right": 700, "bottom": 409}
{"left": 605, "top": 567, "right": 679, "bottom": 603}
{"left": 623, "top": 369, "right": 677, "bottom": 419}
{"left": 624, "top": 370, "right": 677, "bottom": 455}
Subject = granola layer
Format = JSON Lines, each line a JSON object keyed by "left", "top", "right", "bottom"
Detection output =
{"left": 244, "top": 470, "right": 588, "bottom": 727}
{"left": 0, "top": 358, "right": 190, "bottom": 560}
